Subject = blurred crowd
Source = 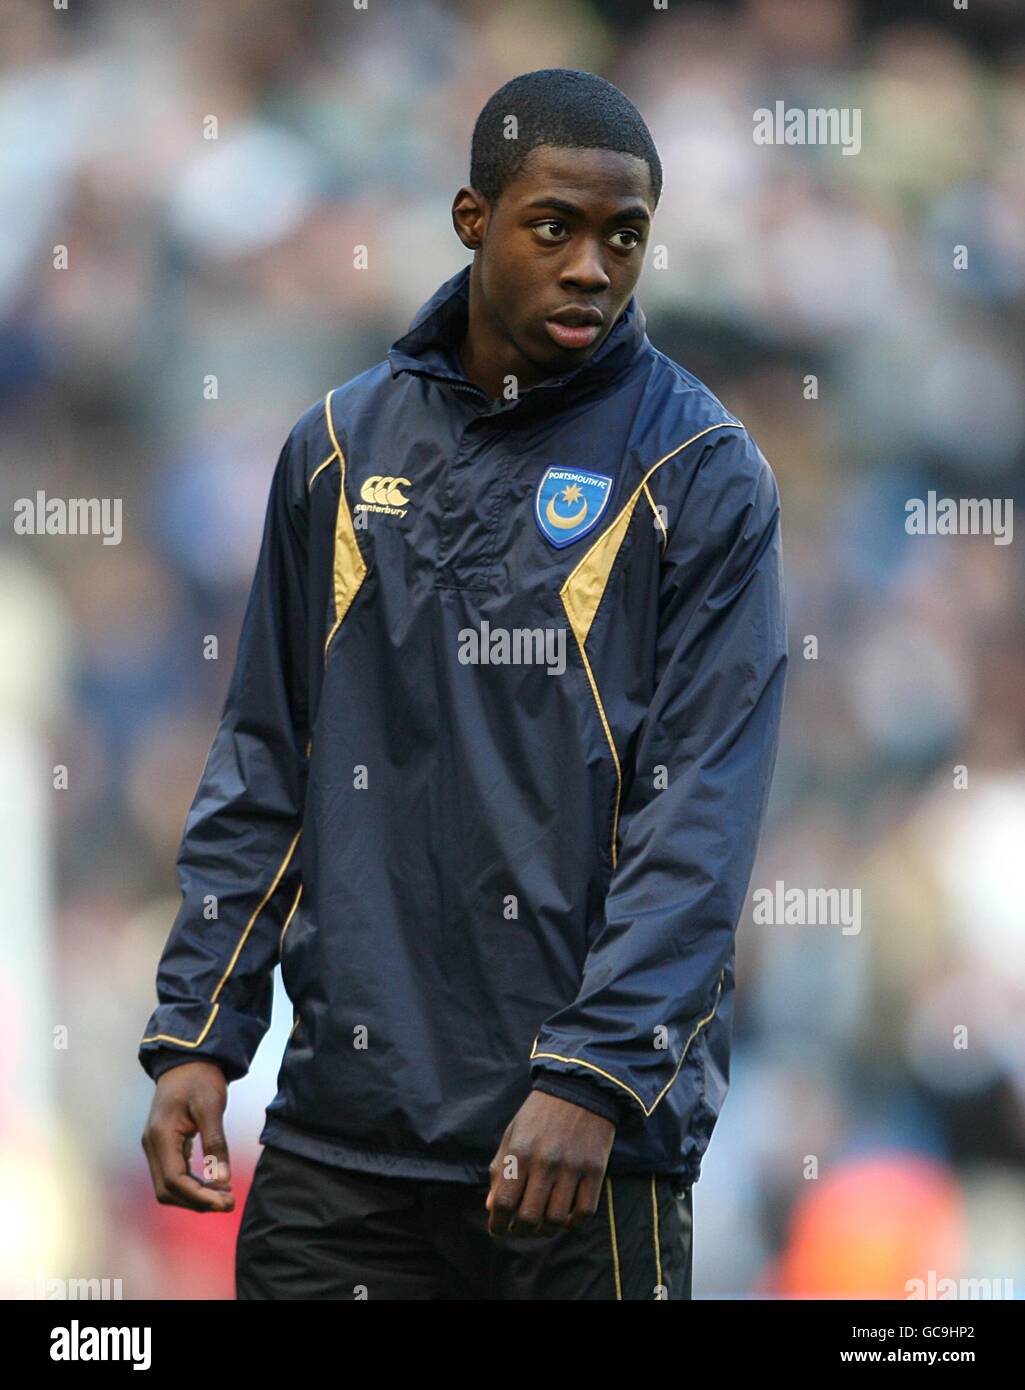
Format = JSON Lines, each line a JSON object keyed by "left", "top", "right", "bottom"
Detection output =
{"left": 1, "top": 0, "right": 1023, "bottom": 1299}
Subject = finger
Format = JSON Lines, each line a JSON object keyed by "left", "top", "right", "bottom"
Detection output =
{"left": 487, "top": 1148, "right": 526, "bottom": 1237}
{"left": 536, "top": 1169, "right": 580, "bottom": 1236}
{"left": 140, "top": 1129, "right": 168, "bottom": 1201}
{"left": 567, "top": 1170, "right": 603, "bottom": 1230}
{"left": 162, "top": 1168, "right": 235, "bottom": 1212}
{"left": 149, "top": 1113, "right": 234, "bottom": 1213}
{"left": 506, "top": 1165, "right": 556, "bottom": 1238}
{"left": 191, "top": 1094, "right": 233, "bottom": 1190}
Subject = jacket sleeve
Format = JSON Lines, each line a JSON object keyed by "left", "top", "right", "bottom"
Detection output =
{"left": 529, "top": 427, "right": 788, "bottom": 1129}
{"left": 138, "top": 422, "right": 310, "bottom": 1084}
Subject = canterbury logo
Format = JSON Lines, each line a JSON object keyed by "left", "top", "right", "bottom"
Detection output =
{"left": 361, "top": 475, "right": 411, "bottom": 507}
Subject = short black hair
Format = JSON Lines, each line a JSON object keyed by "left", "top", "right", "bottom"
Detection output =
{"left": 469, "top": 68, "right": 662, "bottom": 210}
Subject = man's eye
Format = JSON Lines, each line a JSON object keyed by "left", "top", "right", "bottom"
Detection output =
{"left": 610, "top": 229, "right": 641, "bottom": 250}
{"left": 534, "top": 221, "right": 568, "bottom": 242}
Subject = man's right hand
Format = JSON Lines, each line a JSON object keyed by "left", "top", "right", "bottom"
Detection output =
{"left": 141, "top": 1060, "right": 235, "bottom": 1213}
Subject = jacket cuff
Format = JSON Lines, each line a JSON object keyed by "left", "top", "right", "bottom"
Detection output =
{"left": 530, "top": 1073, "right": 627, "bottom": 1127}
{"left": 141, "top": 1048, "right": 233, "bottom": 1084}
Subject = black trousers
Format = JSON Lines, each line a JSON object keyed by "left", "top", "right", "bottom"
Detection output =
{"left": 236, "top": 1143, "right": 694, "bottom": 1300}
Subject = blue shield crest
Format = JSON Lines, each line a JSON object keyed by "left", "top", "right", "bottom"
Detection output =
{"left": 534, "top": 466, "right": 614, "bottom": 549}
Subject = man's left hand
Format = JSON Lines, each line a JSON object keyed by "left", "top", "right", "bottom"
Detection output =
{"left": 485, "top": 1090, "right": 616, "bottom": 1238}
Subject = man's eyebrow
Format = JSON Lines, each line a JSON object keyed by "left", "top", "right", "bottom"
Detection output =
{"left": 524, "top": 197, "right": 651, "bottom": 224}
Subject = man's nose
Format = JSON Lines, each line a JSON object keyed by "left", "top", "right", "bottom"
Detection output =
{"left": 560, "top": 242, "right": 611, "bottom": 292}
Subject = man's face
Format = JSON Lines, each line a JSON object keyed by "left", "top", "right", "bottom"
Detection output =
{"left": 455, "top": 145, "right": 654, "bottom": 382}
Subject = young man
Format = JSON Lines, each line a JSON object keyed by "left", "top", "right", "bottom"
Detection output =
{"left": 139, "top": 68, "right": 787, "bottom": 1300}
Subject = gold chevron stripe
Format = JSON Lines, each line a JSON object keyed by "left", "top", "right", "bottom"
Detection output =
{"left": 308, "top": 448, "right": 337, "bottom": 492}
{"left": 561, "top": 422, "right": 743, "bottom": 868}
{"left": 322, "top": 387, "right": 368, "bottom": 658}
{"left": 643, "top": 481, "right": 668, "bottom": 552}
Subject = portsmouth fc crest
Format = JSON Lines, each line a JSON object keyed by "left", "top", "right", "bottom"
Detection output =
{"left": 534, "top": 466, "right": 614, "bottom": 549}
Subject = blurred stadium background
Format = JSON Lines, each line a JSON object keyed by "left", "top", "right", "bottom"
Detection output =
{"left": 1, "top": 0, "right": 1024, "bottom": 1300}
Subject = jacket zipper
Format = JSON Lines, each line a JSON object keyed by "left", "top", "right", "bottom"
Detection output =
{"left": 450, "top": 380, "right": 488, "bottom": 400}
{"left": 414, "top": 370, "right": 500, "bottom": 412}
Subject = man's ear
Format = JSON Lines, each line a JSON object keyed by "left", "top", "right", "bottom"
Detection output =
{"left": 452, "top": 185, "right": 488, "bottom": 250}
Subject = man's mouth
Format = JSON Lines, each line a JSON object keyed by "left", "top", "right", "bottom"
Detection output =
{"left": 544, "top": 306, "right": 604, "bottom": 351}
{"left": 544, "top": 320, "right": 602, "bottom": 350}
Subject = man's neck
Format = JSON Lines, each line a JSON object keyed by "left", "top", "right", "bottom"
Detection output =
{"left": 454, "top": 339, "right": 497, "bottom": 403}
{"left": 456, "top": 268, "right": 549, "bottom": 402}
{"left": 457, "top": 332, "right": 547, "bottom": 404}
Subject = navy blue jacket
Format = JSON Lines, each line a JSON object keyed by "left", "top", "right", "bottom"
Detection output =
{"left": 139, "top": 264, "right": 788, "bottom": 1187}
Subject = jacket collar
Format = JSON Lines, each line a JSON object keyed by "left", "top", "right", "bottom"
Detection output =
{"left": 387, "top": 263, "right": 648, "bottom": 422}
